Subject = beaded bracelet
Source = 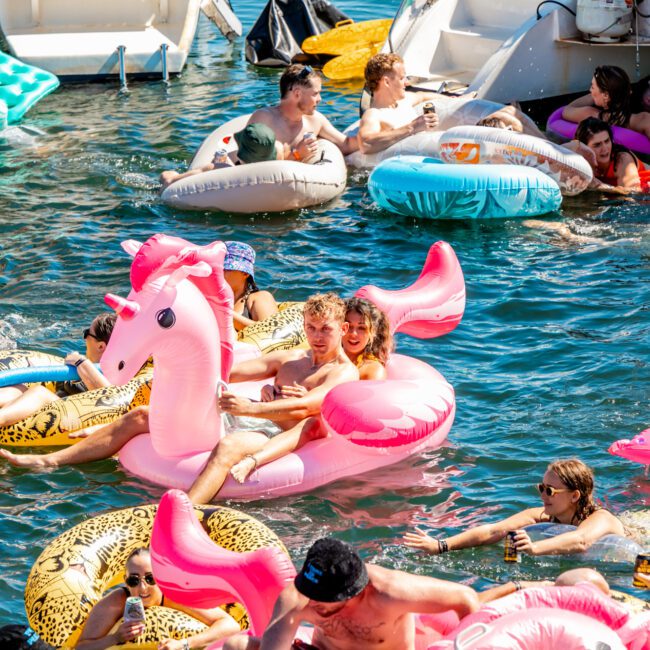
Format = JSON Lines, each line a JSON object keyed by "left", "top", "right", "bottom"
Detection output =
{"left": 437, "top": 539, "right": 449, "bottom": 554}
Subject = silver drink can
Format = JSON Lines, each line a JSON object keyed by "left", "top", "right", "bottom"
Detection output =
{"left": 303, "top": 131, "right": 315, "bottom": 141}
{"left": 123, "top": 596, "right": 146, "bottom": 622}
{"left": 212, "top": 148, "right": 228, "bottom": 164}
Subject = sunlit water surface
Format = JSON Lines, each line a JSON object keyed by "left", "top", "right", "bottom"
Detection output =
{"left": 1, "top": 0, "right": 649, "bottom": 627}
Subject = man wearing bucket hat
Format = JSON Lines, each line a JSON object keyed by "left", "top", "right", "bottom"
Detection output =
{"left": 223, "top": 537, "right": 479, "bottom": 650}
{"left": 160, "top": 122, "right": 283, "bottom": 188}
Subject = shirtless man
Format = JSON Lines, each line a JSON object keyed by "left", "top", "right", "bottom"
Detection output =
{"left": 223, "top": 537, "right": 479, "bottom": 650}
{"left": 358, "top": 53, "right": 547, "bottom": 155}
{"left": 247, "top": 64, "right": 359, "bottom": 163}
{"left": 358, "top": 53, "right": 440, "bottom": 155}
{"left": 186, "top": 292, "right": 358, "bottom": 504}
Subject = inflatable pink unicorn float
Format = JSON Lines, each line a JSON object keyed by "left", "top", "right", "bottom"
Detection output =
{"left": 609, "top": 428, "right": 650, "bottom": 471}
{"left": 100, "top": 233, "right": 465, "bottom": 499}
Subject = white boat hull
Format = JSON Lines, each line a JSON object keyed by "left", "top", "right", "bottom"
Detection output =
{"left": 386, "top": 0, "right": 649, "bottom": 102}
{"left": 0, "top": 0, "right": 202, "bottom": 79}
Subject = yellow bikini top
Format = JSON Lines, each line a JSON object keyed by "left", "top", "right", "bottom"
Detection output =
{"left": 356, "top": 353, "right": 381, "bottom": 367}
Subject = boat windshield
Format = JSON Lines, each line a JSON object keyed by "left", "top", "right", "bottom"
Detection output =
{"left": 388, "top": 0, "right": 437, "bottom": 53}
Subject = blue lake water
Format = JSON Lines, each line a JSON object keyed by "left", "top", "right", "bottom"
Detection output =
{"left": 1, "top": 0, "right": 649, "bottom": 628}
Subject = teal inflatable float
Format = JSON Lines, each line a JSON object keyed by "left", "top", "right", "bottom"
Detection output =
{"left": 0, "top": 51, "right": 59, "bottom": 124}
{"left": 369, "top": 156, "right": 562, "bottom": 220}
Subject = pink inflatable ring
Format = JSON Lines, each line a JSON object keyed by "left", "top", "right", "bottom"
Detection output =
{"left": 547, "top": 107, "right": 650, "bottom": 156}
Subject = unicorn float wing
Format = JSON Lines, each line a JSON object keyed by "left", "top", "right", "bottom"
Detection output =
{"left": 355, "top": 240, "right": 465, "bottom": 338}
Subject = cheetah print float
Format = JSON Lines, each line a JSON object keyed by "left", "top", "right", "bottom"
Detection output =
{"left": 238, "top": 302, "right": 307, "bottom": 353}
{"left": 25, "top": 503, "right": 288, "bottom": 647}
{"left": 0, "top": 352, "right": 153, "bottom": 446}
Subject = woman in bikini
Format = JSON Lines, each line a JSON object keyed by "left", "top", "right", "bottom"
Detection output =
{"left": 75, "top": 547, "right": 239, "bottom": 650}
{"left": 562, "top": 65, "right": 650, "bottom": 142}
{"left": 403, "top": 458, "right": 628, "bottom": 557}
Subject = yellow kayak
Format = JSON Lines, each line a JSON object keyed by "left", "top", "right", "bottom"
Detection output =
{"left": 323, "top": 43, "right": 383, "bottom": 80}
{"left": 302, "top": 18, "right": 392, "bottom": 56}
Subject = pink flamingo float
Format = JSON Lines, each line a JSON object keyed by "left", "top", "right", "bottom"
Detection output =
{"left": 609, "top": 428, "right": 650, "bottom": 470}
{"left": 100, "top": 234, "right": 465, "bottom": 498}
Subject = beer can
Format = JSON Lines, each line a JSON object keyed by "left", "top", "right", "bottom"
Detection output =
{"left": 422, "top": 102, "right": 436, "bottom": 114}
{"left": 303, "top": 131, "right": 315, "bottom": 141}
{"left": 504, "top": 531, "right": 520, "bottom": 563}
{"left": 212, "top": 148, "right": 228, "bottom": 165}
{"left": 123, "top": 596, "right": 146, "bottom": 622}
{"left": 633, "top": 552, "right": 650, "bottom": 588}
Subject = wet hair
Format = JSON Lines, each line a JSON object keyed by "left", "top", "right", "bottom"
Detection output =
{"left": 575, "top": 117, "right": 633, "bottom": 168}
{"left": 547, "top": 459, "right": 598, "bottom": 524}
{"left": 0, "top": 625, "right": 55, "bottom": 650}
{"left": 303, "top": 292, "right": 346, "bottom": 324}
{"left": 364, "top": 53, "right": 403, "bottom": 94}
{"left": 126, "top": 546, "right": 150, "bottom": 566}
{"left": 91, "top": 312, "right": 117, "bottom": 344}
{"left": 279, "top": 64, "right": 320, "bottom": 98}
{"left": 593, "top": 65, "right": 632, "bottom": 127}
{"left": 344, "top": 297, "right": 392, "bottom": 365}
{"left": 476, "top": 116, "right": 508, "bottom": 129}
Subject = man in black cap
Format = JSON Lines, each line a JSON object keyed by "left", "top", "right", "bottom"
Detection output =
{"left": 223, "top": 537, "right": 479, "bottom": 650}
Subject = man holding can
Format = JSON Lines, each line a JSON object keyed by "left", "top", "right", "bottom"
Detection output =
{"left": 357, "top": 53, "right": 440, "bottom": 155}
{"left": 244, "top": 64, "right": 360, "bottom": 164}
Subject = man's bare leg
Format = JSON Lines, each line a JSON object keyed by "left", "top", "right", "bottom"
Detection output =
{"left": 230, "top": 418, "right": 322, "bottom": 483}
{"left": 0, "top": 385, "right": 28, "bottom": 408}
{"left": 0, "top": 385, "right": 59, "bottom": 427}
{"left": 0, "top": 405, "right": 150, "bottom": 469}
{"left": 187, "top": 430, "right": 270, "bottom": 504}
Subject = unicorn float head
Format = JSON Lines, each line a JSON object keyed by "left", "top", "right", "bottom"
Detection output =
{"left": 101, "top": 234, "right": 235, "bottom": 458}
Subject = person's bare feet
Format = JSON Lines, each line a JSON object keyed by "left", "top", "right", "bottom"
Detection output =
{"left": 160, "top": 170, "right": 180, "bottom": 188}
{"left": 230, "top": 455, "right": 257, "bottom": 483}
{"left": 0, "top": 448, "right": 55, "bottom": 469}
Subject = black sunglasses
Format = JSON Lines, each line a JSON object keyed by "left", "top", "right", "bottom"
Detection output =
{"left": 297, "top": 65, "right": 313, "bottom": 80}
{"left": 125, "top": 573, "right": 156, "bottom": 587}
{"left": 83, "top": 328, "right": 102, "bottom": 342}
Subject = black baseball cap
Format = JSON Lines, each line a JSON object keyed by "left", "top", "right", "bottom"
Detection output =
{"left": 294, "top": 538, "right": 369, "bottom": 603}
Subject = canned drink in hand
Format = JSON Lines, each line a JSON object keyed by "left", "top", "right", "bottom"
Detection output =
{"left": 124, "top": 596, "right": 146, "bottom": 623}
{"left": 422, "top": 102, "right": 436, "bottom": 114}
{"left": 504, "top": 531, "right": 520, "bottom": 563}
{"left": 303, "top": 131, "right": 315, "bottom": 141}
{"left": 633, "top": 552, "right": 650, "bottom": 588}
{"left": 212, "top": 148, "right": 228, "bottom": 165}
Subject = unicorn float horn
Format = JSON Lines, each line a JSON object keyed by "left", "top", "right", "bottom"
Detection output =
{"left": 355, "top": 241, "right": 465, "bottom": 339}
{"left": 104, "top": 293, "right": 140, "bottom": 320}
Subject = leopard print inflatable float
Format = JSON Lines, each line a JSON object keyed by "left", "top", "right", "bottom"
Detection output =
{"left": 237, "top": 302, "right": 307, "bottom": 353}
{"left": 25, "top": 503, "right": 289, "bottom": 647}
{"left": 0, "top": 352, "right": 153, "bottom": 446}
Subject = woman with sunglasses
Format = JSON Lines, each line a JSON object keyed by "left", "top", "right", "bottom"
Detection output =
{"left": 76, "top": 547, "right": 239, "bottom": 650}
{"left": 403, "top": 458, "right": 627, "bottom": 557}
{"left": 0, "top": 313, "right": 116, "bottom": 427}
